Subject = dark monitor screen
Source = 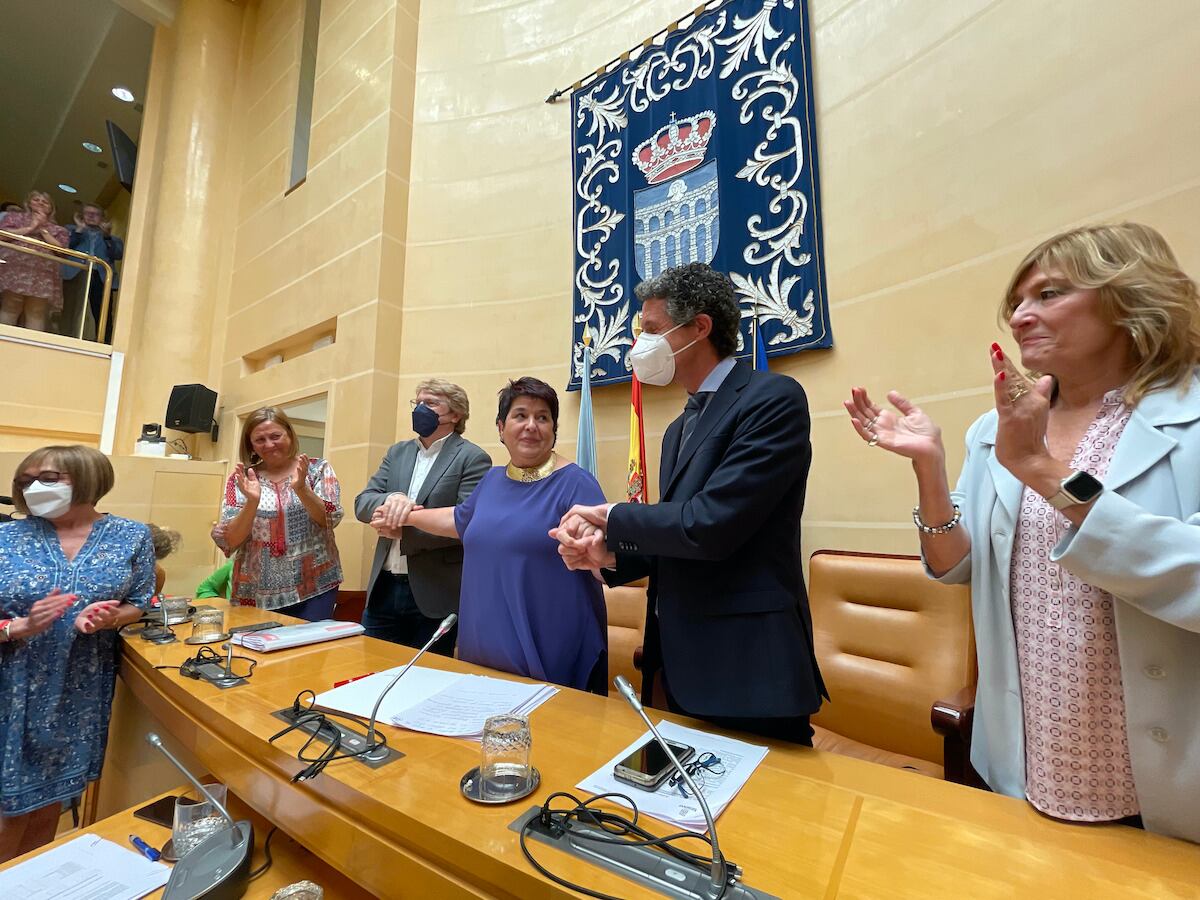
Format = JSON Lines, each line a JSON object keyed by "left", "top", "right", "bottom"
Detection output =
{"left": 105, "top": 120, "right": 138, "bottom": 192}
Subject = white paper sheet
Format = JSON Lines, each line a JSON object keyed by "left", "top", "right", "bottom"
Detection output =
{"left": 389, "top": 674, "right": 558, "bottom": 738}
{"left": 576, "top": 721, "right": 769, "bottom": 832}
{"left": 0, "top": 833, "right": 170, "bottom": 900}
{"left": 313, "top": 665, "right": 466, "bottom": 720}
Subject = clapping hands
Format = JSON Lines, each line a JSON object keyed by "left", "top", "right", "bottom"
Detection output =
{"left": 75, "top": 600, "right": 123, "bottom": 634}
{"left": 233, "top": 463, "right": 261, "bottom": 503}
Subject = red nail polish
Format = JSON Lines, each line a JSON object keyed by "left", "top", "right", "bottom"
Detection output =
{"left": 999, "top": 372, "right": 1006, "bottom": 381}
{"left": 991, "top": 342, "right": 1001, "bottom": 353}
{"left": 995, "top": 348, "right": 1003, "bottom": 360}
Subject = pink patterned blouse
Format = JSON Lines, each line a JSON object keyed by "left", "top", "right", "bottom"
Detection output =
{"left": 1008, "top": 389, "right": 1139, "bottom": 822}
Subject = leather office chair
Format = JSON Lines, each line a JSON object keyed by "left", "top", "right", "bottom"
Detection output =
{"left": 605, "top": 579, "right": 648, "bottom": 695}
{"left": 808, "top": 550, "right": 978, "bottom": 783}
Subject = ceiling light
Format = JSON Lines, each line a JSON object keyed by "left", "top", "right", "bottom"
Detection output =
{"left": 112, "top": 86, "right": 135, "bottom": 102}
{"left": 82, "top": 141, "right": 103, "bottom": 153}
{"left": 58, "top": 184, "right": 78, "bottom": 194}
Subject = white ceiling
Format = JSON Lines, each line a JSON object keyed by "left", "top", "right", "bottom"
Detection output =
{"left": 0, "top": 0, "right": 154, "bottom": 211}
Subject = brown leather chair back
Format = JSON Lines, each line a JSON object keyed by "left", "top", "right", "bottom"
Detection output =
{"left": 809, "top": 550, "right": 975, "bottom": 766}
{"left": 605, "top": 580, "right": 648, "bottom": 695}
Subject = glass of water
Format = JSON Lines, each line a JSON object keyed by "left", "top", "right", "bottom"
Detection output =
{"left": 479, "top": 714, "right": 532, "bottom": 801}
{"left": 172, "top": 783, "right": 229, "bottom": 857}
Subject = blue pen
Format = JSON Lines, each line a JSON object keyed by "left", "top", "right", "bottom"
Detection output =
{"left": 129, "top": 834, "right": 162, "bottom": 861}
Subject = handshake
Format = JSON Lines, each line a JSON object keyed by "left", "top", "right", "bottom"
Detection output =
{"left": 548, "top": 503, "right": 617, "bottom": 572}
{"left": 370, "top": 492, "right": 425, "bottom": 539}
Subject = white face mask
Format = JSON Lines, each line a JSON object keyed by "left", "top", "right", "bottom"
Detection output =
{"left": 629, "top": 322, "right": 700, "bottom": 386}
{"left": 23, "top": 481, "right": 74, "bottom": 519}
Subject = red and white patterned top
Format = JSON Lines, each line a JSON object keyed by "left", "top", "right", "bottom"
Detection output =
{"left": 1008, "top": 389, "right": 1139, "bottom": 822}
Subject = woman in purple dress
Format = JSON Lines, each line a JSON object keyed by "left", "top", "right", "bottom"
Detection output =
{"left": 378, "top": 377, "right": 608, "bottom": 693}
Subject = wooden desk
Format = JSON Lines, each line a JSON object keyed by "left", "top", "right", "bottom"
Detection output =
{"left": 0, "top": 786, "right": 371, "bottom": 898}
{"left": 114, "top": 608, "right": 1200, "bottom": 899}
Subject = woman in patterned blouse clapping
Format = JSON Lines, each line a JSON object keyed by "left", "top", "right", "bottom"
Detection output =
{"left": 214, "top": 407, "right": 343, "bottom": 620}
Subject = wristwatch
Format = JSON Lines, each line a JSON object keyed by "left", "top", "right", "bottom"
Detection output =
{"left": 1046, "top": 470, "right": 1104, "bottom": 510}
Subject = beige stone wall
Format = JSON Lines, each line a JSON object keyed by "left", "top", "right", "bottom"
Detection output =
{"left": 399, "top": 0, "right": 1200, "bottom": 570}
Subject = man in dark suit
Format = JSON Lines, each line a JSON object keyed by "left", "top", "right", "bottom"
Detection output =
{"left": 553, "top": 263, "right": 825, "bottom": 743}
{"left": 355, "top": 379, "right": 491, "bottom": 655}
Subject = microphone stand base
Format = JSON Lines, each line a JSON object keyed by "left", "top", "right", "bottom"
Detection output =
{"left": 510, "top": 806, "right": 780, "bottom": 900}
{"left": 271, "top": 707, "right": 405, "bottom": 768}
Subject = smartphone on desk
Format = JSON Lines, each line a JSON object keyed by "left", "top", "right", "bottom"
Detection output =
{"left": 613, "top": 739, "right": 694, "bottom": 791}
{"left": 133, "top": 794, "right": 183, "bottom": 829}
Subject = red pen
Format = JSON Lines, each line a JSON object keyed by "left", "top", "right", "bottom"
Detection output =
{"left": 333, "top": 672, "right": 375, "bottom": 688}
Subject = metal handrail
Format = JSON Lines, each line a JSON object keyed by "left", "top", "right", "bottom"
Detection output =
{"left": 0, "top": 228, "right": 115, "bottom": 342}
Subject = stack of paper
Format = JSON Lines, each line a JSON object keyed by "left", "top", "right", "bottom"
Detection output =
{"left": 0, "top": 834, "right": 170, "bottom": 899}
{"left": 314, "top": 666, "right": 557, "bottom": 740}
{"left": 576, "top": 721, "right": 769, "bottom": 832}
{"left": 230, "top": 619, "right": 364, "bottom": 652}
{"left": 390, "top": 674, "right": 558, "bottom": 738}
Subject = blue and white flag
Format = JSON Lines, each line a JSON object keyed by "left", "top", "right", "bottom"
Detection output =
{"left": 576, "top": 344, "right": 598, "bottom": 477}
{"left": 569, "top": 0, "right": 830, "bottom": 390}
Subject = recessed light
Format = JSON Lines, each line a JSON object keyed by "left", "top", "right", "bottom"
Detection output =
{"left": 82, "top": 141, "right": 103, "bottom": 153}
{"left": 112, "top": 86, "right": 135, "bottom": 102}
{"left": 58, "top": 184, "right": 78, "bottom": 194}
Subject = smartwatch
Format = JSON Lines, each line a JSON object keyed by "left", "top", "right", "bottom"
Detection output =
{"left": 1046, "top": 470, "right": 1103, "bottom": 510}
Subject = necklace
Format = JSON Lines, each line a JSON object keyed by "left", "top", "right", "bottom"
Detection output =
{"left": 505, "top": 452, "right": 557, "bottom": 483}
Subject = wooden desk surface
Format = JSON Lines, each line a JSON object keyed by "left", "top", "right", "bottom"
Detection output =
{"left": 114, "top": 608, "right": 1200, "bottom": 899}
{"left": 0, "top": 786, "right": 372, "bottom": 898}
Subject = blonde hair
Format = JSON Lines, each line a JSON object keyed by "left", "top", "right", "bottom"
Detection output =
{"left": 415, "top": 378, "right": 470, "bottom": 433}
{"left": 238, "top": 407, "right": 299, "bottom": 466}
{"left": 1001, "top": 223, "right": 1200, "bottom": 406}
{"left": 11, "top": 445, "right": 113, "bottom": 514}
{"left": 24, "top": 190, "right": 56, "bottom": 218}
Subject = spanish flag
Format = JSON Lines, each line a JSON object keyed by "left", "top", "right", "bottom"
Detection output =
{"left": 627, "top": 316, "right": 648, "bottom": 503}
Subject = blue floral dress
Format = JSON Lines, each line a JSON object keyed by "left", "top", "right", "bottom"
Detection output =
{"left": 0, "top": 515, "right": 154, "bottom": 815}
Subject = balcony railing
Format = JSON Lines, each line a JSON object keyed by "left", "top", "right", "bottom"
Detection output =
{"left": 0, "top": 228, "right": 115, "bottom": 342}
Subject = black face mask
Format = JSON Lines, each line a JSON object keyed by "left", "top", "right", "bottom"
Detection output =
{"left": 412, "top": 403, "right": 442, "bottom": 437}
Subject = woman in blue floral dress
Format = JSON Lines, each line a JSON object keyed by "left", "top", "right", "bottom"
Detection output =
{"left": 0, "top": 446, "right": 154, "bottom": 861}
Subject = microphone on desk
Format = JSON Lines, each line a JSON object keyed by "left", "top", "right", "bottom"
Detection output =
{"left": 613, "top": 675, "right": 729, "bottom": 900}
{"left": 146, "top": 732, "right": 254, "bottom": 900}
{"left": 362, "top": 612, "right": 457, "bottom": 761}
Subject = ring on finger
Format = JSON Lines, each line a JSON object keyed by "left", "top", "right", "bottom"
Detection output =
{"left": 866, "top": 415, "right": 880, "bottom": 431}
{"left": 1007, "top": 383, "right": 1030, "bottom": 403}
{"left": 867, "top": 435, "right": 880, "bottom": 448}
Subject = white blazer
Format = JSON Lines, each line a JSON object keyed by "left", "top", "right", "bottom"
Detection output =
{"left": 933, "top": 372, "right": 1200, "bottom": 843}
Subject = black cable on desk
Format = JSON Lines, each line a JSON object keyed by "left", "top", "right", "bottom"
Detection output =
{"left": 518, "top": 791, "right": 728, "bottom": 900}
{"left": 248, "top": 825, "right": 279, "bottom": 880}
{"left": 269, "top": 690, "right": 389, "bottom": 781}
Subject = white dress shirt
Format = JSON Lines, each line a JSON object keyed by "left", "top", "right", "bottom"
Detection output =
{"left": 386, "top": 434, "right": 450, "bottom": 575}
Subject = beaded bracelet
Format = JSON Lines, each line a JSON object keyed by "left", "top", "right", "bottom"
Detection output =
{"left": 913, "top": 504, "right": 961, "bottom": 534}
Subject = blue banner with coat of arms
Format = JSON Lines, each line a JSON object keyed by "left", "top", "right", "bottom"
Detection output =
{"left": 568, "top": 0, "right": 830, "bottom": 390}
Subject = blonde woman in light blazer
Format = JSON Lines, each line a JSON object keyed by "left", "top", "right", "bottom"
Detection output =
{"left": 846, "top": 223, "right": 1200, "bottom": 843}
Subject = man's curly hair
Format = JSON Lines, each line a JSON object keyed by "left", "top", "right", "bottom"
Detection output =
{"left": 634, "top": 262, "right": 740, "bottom": 358}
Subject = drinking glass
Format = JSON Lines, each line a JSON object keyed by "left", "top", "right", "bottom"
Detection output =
{"left": 188, "top": 607, "right": 227, "bottom": 643}
{"left": 172, "top": 783, "right": 229, "bottom": 857}
{"left": 479, "top": 714, "right": 532, "bottom": 801}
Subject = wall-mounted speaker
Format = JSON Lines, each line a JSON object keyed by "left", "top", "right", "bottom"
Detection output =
{"left": 165, "top": 384, "right": 217, "bottom": 434}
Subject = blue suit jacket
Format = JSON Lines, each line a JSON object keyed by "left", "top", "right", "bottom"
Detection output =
{"left": 606, "top": 361, "right": 826, "bottom": 718}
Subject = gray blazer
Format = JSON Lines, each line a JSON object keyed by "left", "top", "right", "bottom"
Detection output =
{"left": 354, "top": 433, "right": 491, "bottom": 618}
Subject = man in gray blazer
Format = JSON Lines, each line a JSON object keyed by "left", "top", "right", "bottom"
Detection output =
{"left": 355, "top": 379, "right": 491, "bottom": 654}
